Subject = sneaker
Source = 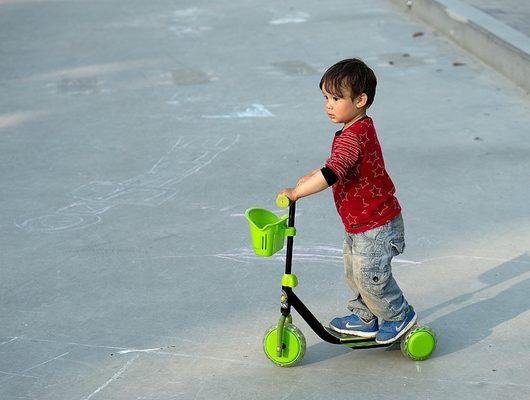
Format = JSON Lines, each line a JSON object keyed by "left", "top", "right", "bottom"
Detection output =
{"left": 375, "top": 307, "right": 417, "bottom": 344}
{"left": 329, "top": 313, "right": 378, "bottom": 338}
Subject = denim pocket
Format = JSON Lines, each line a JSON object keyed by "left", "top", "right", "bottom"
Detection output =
{"left": 354, "top": 228, "right": 385, "bottom": 257}
{"left": 360, "top": 263, "right": 391, "bottom": 295}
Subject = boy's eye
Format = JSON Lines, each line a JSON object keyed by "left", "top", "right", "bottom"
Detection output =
{"left": 333, "top": 96, "right": 340, "bottom": 101}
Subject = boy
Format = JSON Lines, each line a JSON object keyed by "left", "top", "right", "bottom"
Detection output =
{"left": 277, "top": 58, "right": 416, "bottom": 344}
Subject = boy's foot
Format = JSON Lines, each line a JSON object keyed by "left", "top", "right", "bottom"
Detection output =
{"left": 375, "top": 307, "right": 417, "bottom": 344}
{"left": 329, "top": 313, "right": 378, "bottom": 338}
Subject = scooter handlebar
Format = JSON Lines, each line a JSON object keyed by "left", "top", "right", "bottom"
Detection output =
{"left": 276, "top": 194, "right": 293, "bottom": 208}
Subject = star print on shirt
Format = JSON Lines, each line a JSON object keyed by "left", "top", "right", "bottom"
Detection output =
{"left": 370, "top": 185, "right": 382, "bottom": 198}
{"left": 358, "top": 177, "right": 370, "bottom": 189}
{"left": 377, "top": 204, "right": 389, "bottom": 216}
{"left": 345, "top": 213, "right": 359, "bottom": 226}
{"left": 372, "top": 163, "right": 385, "bottom": 178}
{"left": 358, "top": 132, "right": 369, "bottom": 143}
{"left": 366, "top": 151, "right": 380, "bottom": 166}
{"left": 368, "top": 221, "right": 380, "bottom": 229}
{"left": 327, "top": 116, "right": 401, "bottom": 233}
{"left": 339, "top": 187, "right": 350, "bottom": 202}
{"left": 361, "top": 197, "right": 369, "bottom": 214}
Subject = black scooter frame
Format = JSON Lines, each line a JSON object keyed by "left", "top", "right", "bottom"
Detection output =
{"left": 279, "top": 201, "right": 390, "bottom": 350}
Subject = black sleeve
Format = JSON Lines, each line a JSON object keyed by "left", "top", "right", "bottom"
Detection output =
{"left": 321, "top": 167, "right": 338, "bottom": 186}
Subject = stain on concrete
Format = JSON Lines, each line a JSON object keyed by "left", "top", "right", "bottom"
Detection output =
{"left": 171, "top": 69, "right": 211, "bottom": 85}
{"left": 378, "top": 53, "right": 426, "bottom": 67}
{"left": 271, "top": 60, "right": 318, "bottom": 76}
{"left": 58, "top": 77, "right": 100, "bottom": 95}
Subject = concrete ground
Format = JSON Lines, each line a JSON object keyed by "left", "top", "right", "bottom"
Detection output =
{"left": 1, "top": 0, "right": 529, "bottom": 399}
{"left": 462, "top": 0, "right": 530, "bottom": 37}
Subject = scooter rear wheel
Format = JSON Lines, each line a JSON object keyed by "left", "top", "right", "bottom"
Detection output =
{"left": 400, "top": 325, "right": 436, "bottom": 361}
{"left": 263, "top": 323, "right": 306, "bottom": 367}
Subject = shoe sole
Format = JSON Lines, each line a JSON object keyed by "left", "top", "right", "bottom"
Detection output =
{"left": 328, "top": 325, "right": 378, "bottom": 338}
{"left": 375, "top": 314, "right": 418, "bottom": 345}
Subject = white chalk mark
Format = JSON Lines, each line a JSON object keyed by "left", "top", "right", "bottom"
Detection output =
{"left": 214, "top": 247, "right": 524, "bottom": 267}
{"left": 117, "top": 348, "right": 162, "bottom": 354}
{"left": 16, "top": 336, "right": 129, "bottom": 351}
{"left": 395, "top": 259, "right": 422, "bottom": 264}
{"left": 130, "top": 246, "right": 419, "bottom": 265}
{"left": 173, "top": 7, "right": 203, "bottom": 19}
{"left": 236, "top": 104, "right": 274, "bottom": 118}
{"left": 169, "top": 26, "right": 211, "bottom": 36}
{"left": 420, "top": 255, "right": 530, "bottom": 265}
{"left": 214, "top": 255, "right": 252, "bottom": 264}
{"left": 84, "top": 355, "right": 138, "bottom": 400}
{"left": 270, "top": 12, "right": 309, "bottom": 25}
{"left": 0, "top": 370, "right": 39, "bottom": 379}
{"left": 202, "top": 104, "right": 274, "bottom": 119}
{"left": 0, "top": 337, "right": 18, "bottom": 346}
{"left": 0, "top": 350, "right": 69, "bottom": 384}
{"left": 22, "top": 352, "right": 70, "bottom": 373}
{"left": 16, "top": 134, "right": 240, "bottom": 233}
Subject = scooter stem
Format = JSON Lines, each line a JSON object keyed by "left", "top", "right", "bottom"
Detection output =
{"left": 285, "top": 201, "right": 296, "bottom": 275}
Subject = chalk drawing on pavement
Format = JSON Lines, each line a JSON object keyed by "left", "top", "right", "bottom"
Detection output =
{"left": 16, "top": 135, "right": 240, "bottom": 233}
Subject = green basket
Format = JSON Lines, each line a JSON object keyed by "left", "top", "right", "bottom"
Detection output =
{"left": 245, "top": 208, "right": 296, "bottom": 257}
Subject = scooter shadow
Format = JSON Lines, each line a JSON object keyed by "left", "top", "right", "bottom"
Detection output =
{"left": 302, "top": 340, "right": 400, "bottom": 366}
{"left": 299, "top": 253, "right": 530, "bottom": 364}
{"left": 415, "top": 252, "right": 530, "bottom": 358}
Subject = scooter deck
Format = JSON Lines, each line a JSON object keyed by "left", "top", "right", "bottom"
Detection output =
{"left": 323, "top": 326, "right": 392, "bottom": 349}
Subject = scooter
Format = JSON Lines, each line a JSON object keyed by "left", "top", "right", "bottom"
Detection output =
{"left": 245, "top": 195, "right": 436, "bottom": 366}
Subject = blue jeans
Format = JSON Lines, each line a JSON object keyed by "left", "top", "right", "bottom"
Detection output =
{"left": 342, "top": 213, "right": 409, "bottom": 322}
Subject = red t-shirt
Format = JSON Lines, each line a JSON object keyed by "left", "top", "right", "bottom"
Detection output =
{"left": 325, "top": 116, "right": 401, "bottom": 233}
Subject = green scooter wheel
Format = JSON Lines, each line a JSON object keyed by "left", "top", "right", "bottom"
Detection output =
{"left": 263, "top": 323, "right": 306, "bottom": 367}
{"left": 400, "top": 325, "right": 436, "bottom": 361}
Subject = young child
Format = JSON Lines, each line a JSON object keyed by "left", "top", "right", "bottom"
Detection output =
{"left": 277, "top": 58, "right": 416, "bottom": 344}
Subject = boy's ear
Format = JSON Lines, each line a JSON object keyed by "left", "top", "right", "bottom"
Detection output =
{"left": 355, "top": 93, "right": 368, "bottom": 109}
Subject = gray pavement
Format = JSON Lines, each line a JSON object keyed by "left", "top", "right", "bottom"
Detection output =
{"left": 462, "top": 0, "right": 530, "bottom": 37}
{"left": 1, "top": 0, "right": 530, "bottom": 399}
{"left": 392, "top": 0, "right": 530, "bottom": 92}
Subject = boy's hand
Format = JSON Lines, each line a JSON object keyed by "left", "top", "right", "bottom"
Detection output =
{"left": 277, "top": 187, "right": 299, "bottom": 202}
{"left": 278, "top": 169, "right": 329, "bottom": 204}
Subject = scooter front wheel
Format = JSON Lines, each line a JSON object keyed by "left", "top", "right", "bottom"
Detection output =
{"left": 263, "top": 323, "right": 306, "bottom": 367}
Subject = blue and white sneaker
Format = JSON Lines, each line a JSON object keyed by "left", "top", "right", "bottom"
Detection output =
{"left": 375, "top": 307, "right": 417, "bottom": 344}
{"left": 329, "top": 313, "right": 378, "bottom": 338}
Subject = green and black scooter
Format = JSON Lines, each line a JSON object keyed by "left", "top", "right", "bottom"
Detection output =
{"left": 245, "top": 195, "right": 436, "bottom": 367}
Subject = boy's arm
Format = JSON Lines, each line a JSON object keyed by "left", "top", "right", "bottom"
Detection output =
{"left": 296, "top": 168, "right": 321, "bottom": 186}
{"left": 278, "top": 170, "right": 329, "bottom": 202}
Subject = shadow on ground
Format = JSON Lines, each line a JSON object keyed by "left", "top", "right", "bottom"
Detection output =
{"left": 300, "top": 252, "right": 530, "bottom": 364}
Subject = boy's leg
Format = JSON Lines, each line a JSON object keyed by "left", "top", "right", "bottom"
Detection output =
{"left": 343, "top": 233, "right": 376, "bottom": 321}
{"left": 350, "top": 214, "right": 410, "bottom": 323}
{"left": 328, "top": 233, "right": 380, "bottom": 337}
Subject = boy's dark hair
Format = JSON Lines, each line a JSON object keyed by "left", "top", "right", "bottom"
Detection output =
{"left": 319, "top": 58, "right": 377, "bottom": 108}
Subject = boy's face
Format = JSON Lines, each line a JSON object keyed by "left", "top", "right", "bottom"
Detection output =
{"left": 322, "top": 87, "right": 366, "bottom": 129}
